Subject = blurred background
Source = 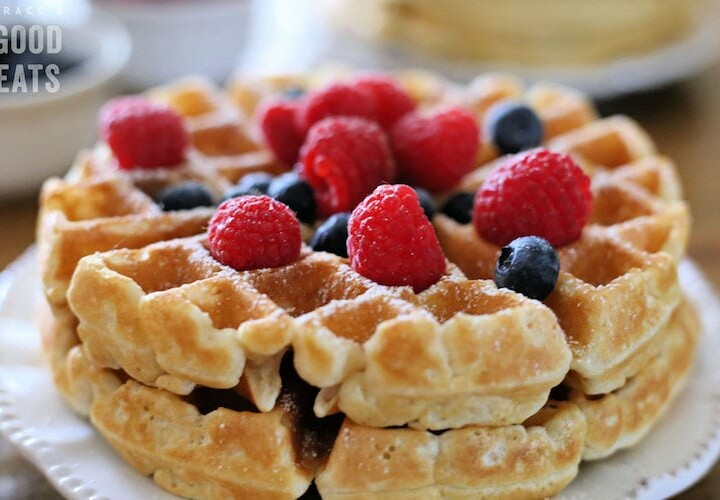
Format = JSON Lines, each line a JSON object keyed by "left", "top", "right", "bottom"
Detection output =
{"left": 0, "top": 0, "right": 718, "bottom": 195}
{"left": 0, "top": 0, "right": 720, "bottom": 497}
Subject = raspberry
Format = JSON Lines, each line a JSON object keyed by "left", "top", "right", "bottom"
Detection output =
{"left": 99, "top": 96, "right": 188, "bottom": 170}
{"left": 208, "top": 195, "right": 301, "bottom": 271}
{"left": 298, "top": 83, "right": 377, "bottom": 132}
{"left": 257, "top": 99, "right": 305, "bottom": 165}
{"left": 348, "top": 184, "right": 446, "bottom": 292}
{"left": 473, "top": 148, "right": 592, "bottom": 247}
{"left": 352, "top": 74, "right": 416, "bottom": 129}
{"left": 390, "top": 107, "right": 480, "bottom": 192}
{"left": 299, "top": 117, "right": 396, "bottom": 217}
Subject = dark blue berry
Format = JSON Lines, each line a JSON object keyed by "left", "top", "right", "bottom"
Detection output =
{"left": 441, "top": 192, "right": 474, "bottom": 224}
{"left": 239, "top": 172, "right": 273, "bottom": 193}
{"left": 282, "top": 86, "right": 306, "bottom": 99}
{"left": 485, "top": 102, "right": 544, "bottom": 155}
{"left": 156, "top": 182, "right": 214, "bottom": 211}
{"left": 311, "top": 212, "right": 350, "bottom": 257}
{"left": 222, "top": 172, "right": 273, "bottom": 201}
{"left": 413, "top": 186, "right": 435, "bottom": 220}
{"left": 494, "top": 236, "right": 559, "bottom": 300}
{"left": 268, "top": 172, "right": 317, "bottom": 224}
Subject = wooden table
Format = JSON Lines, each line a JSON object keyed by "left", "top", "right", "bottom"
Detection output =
{"left": 2, "top": 60, "right": 720, "bottom": 498}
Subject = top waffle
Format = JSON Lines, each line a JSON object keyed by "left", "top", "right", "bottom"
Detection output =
{"left": 40, "top": 70, "right": 688, "bottom": 305}
{"left": 40, "top": 68, "right": 688, "bottom": 424}
{"left": 39, "top": 69, "right": 445, "bottom": 314}
{"left": 67, "top": 235, "right": 571, "bottom": 430}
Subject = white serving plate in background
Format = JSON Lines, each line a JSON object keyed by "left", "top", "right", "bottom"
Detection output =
{"left": 93, "top": 0, "right": 252, "bottom": 90}
{"left": 0, "top": 7, "right": 130, "bottom": 197}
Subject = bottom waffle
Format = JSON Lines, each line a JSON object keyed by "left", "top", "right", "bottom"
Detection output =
{"left": 93, "top": 381, "right": 317, "bottom": 499}
{"left": 316, "top": 403, "right": 585, "bottom": 499}
{"left": 39, "top": 286, "right": 699, "bottom": 498}
{"left": 568, "top": 298, "right": 699, "bottom": 460}
{"left": 38, "top": 299, "right": 91, "bottom": 414}
{"left": 95, "top": 383, "right": 585, "bottom": 500}
{"left": 42, "top": 312, "right": 586, "bottom": 499}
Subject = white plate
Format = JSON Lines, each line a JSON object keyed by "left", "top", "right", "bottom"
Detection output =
{"left": 0, "top": 5, "right": 130, "bottom": 197}
{"left": 1, "top": 249, "right": 719, "bottom": 499}
{"left": 93, "top": 0, "right": 252, "bottom": 90}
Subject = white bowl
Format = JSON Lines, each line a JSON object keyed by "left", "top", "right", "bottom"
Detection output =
{"left": 94, "top": 0, "right": 252, "bottom": 90}
{"left": 0, "top": 10, "right": 130, "bottom": 198}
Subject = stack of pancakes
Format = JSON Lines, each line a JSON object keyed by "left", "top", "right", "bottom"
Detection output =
{"left": 320, "top": 0, "right": 699, "bottom": 66}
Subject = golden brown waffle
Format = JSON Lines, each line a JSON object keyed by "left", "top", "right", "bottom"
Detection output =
{"left": 38, "top": 297, "right": 87, "bottom": 413}
{"left": 446, "top": 117, "right": 689, "bottom": 265}
{"left": 436, "top": 86, "right": 689, "bottom": 395}
{"left": 437, "top": 224, "right": 680, "bottom": 395}
{"left": 547, "top": 228, "right": 680, "bottom": 394}
{"left": 39, "top": 77, "right": 287, "bottom": 308}
{"left": 36, "top": 78, "right": 294, "bottom": 409}
{"left": 36, "top": 69, "right": 698, "bottom": 499}
{"left": 57, "top": 343, "right": 324, "bottom": 499}
{"left": 92, "top": 380, "right": 315, "bottom": 499}
{"left": 570, "top": 299, "right": 699, "bottom": 460}
{"left": 38, "top": 68, "right": 455, "bottom": 338}
{"left": 42, "top": 312, "right": 585, "bottom": 500}
{"left": 66, "top": 236, "right": 571, "bottom": 430}
{"left": 316, "top": 402, "right": 585, "bottom": 499}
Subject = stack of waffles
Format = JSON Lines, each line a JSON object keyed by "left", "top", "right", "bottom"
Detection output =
{"left": 36, "top": 68, "right": 697, "bottom": 498}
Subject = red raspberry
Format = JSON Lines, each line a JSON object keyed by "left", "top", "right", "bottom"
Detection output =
{"left": 99, "top": 96, "right": 188, "bottom": 170}
{"left": 390, "top": 107, "right": 480, "bottom": 193}
{"left": 352, "top": 74, "right": 416, "bottom": 129}
{"left": 299, "top": 117, "right": 396, "bottom": 217}
{"left": 473, "top": 148, "right": 592, "bottom": 247}
{"left": 348, "top": 184, "right": 446, "bottom": 292}
{"left": 208, "top": 195, "right": 301, "bottom": 271}
{"left": 257, "top": 99, "right": 305, "bottom": 165}
{"left": 298, "top": 83, "right": 377, "bottom": 132}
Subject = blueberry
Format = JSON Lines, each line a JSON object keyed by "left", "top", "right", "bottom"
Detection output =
{"left": 238, "top": 172, "right": 274, "bottom": 193}
{"left": 222, "top": 172, "right": 273, "bottom": 201}
{"left": 494, "top": 236, "right": 559, "bottom": 300}
{"left": 311, "top": 212, "right": 351, "bottom": 257}
{"left": 485, "top": 102, "right": 544, "bottom": 155}
{"left": 268, "top": 172, "right": 317, "bottom": 224}
{"left": 441, "top": 192, "right": 474, "bottom": 224}
{"left": 413, "top": 187, "right": 435, "bottom": 220}
{"left": 282, "top": 86, "right": 306, "bottom": 99}
{"left": 156, "top": 182, "right": 214, "bottom": 211}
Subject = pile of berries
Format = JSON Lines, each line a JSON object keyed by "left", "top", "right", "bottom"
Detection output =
{"left": 99, "top": 75, "right": 593, "bottom": 299}
{"left": 258, "top": 74, "right": 481, "bottom": 216}
{"left": 208, "top": 183, "right": 447, "bottom": 293}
